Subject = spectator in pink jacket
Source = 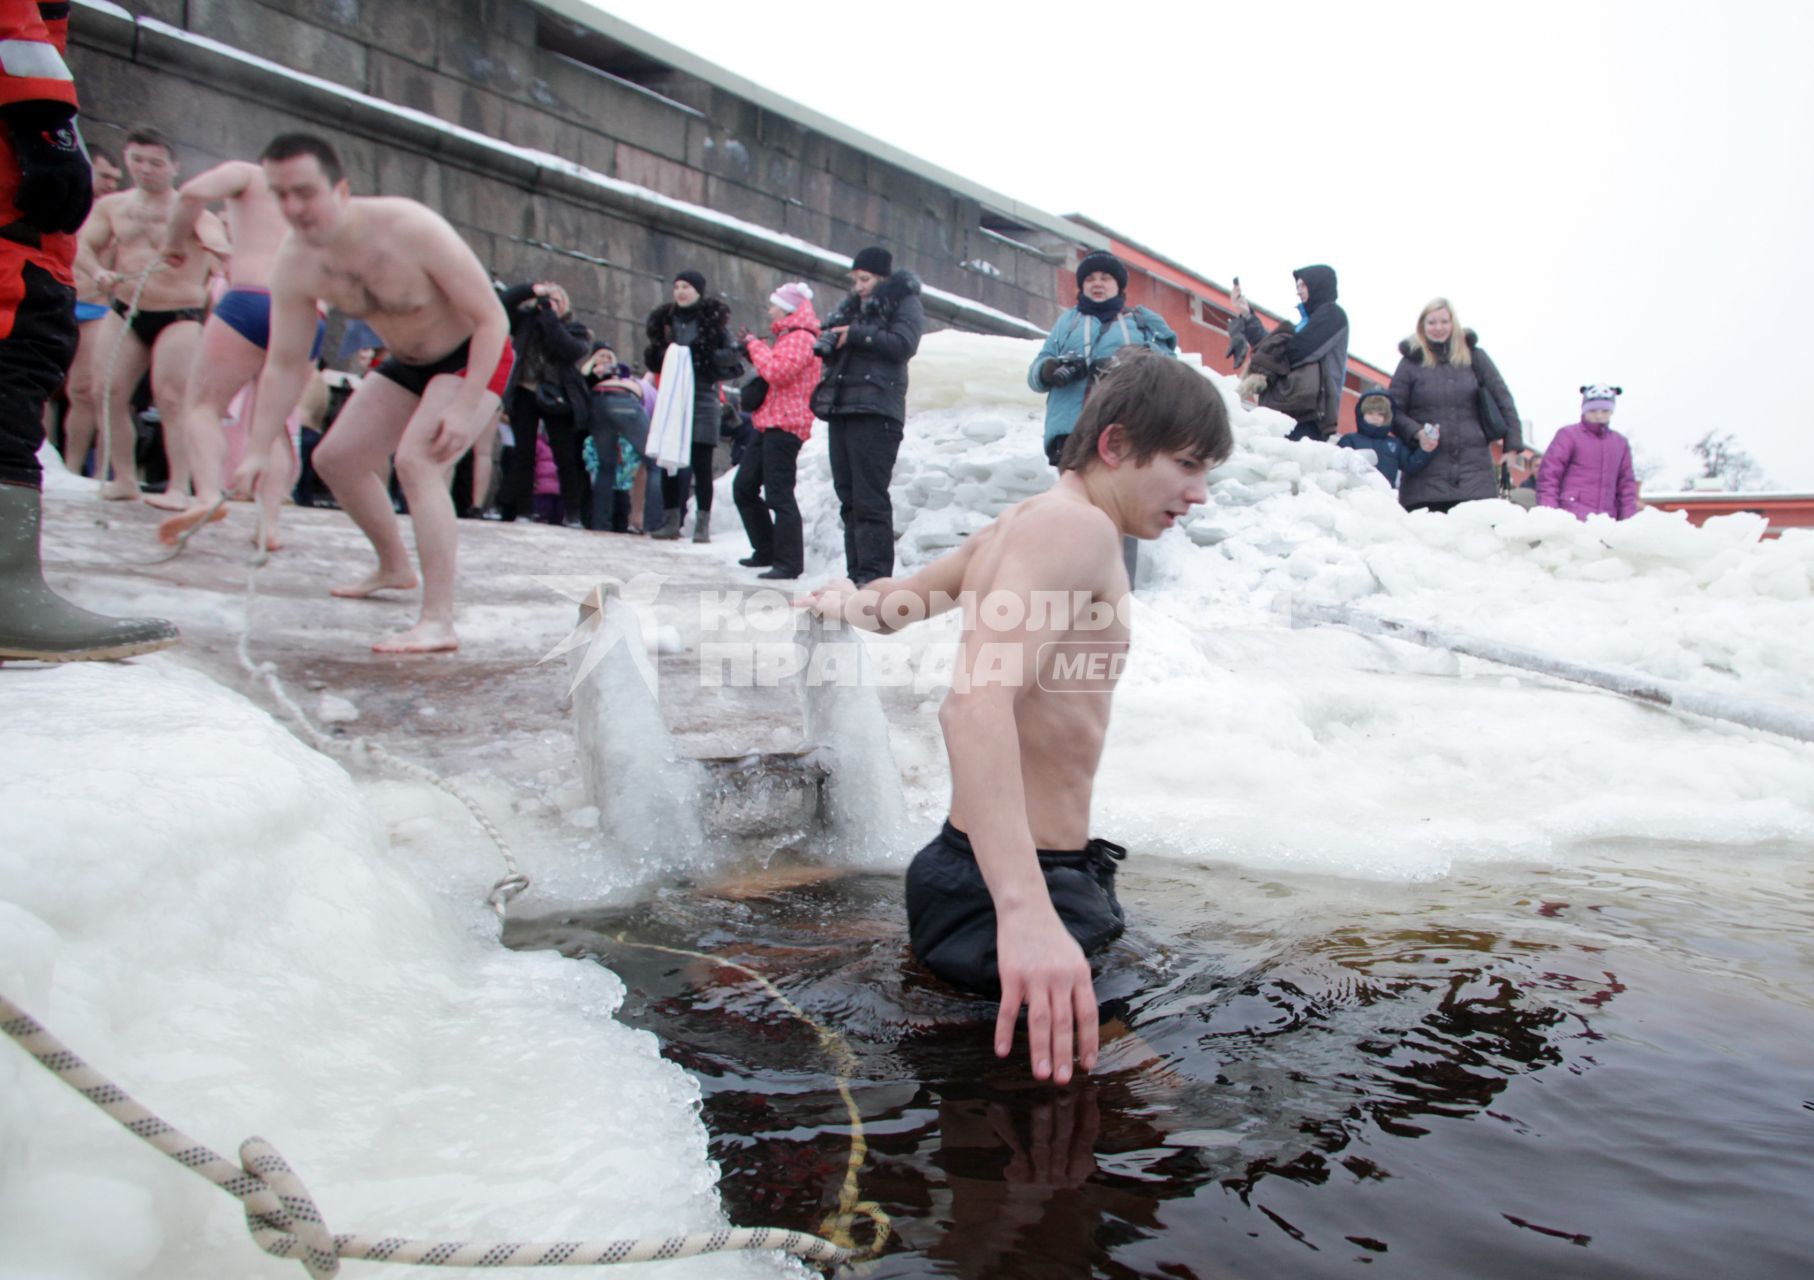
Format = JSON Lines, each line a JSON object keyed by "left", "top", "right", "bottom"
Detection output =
{"left": 733, "top": 281, "right": 822, "bottom": 580}
{"left": 1537, "top": 384, "right": 1638, "bottom": 521}
{"left": 531, "top": 428, "right": 563, "bottom": 525}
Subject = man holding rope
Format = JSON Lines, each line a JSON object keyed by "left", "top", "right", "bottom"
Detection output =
{"left": 73, "top": 126, "right": 222, "bottom": 504}
{"left": 154, "top": 157, "right": 324, "bottom": 551}
{"left": 236, "top": 133, "right": 510, "bottom": 655}
{"left": 0, "top": 0, "right": 177, "bottom": 661}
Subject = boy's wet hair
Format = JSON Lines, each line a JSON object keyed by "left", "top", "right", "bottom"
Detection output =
{"left": 260, "top": 132, "right": 345, "bottom": 186}
{"left": 1060, "top": 348, "right": 1232, "bottom": 472}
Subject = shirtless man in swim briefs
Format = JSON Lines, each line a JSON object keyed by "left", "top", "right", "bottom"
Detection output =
{"left": 237, "top": 132, "right": 511, "bottom": 655}
{"left": 154, "top": 157, "right": 326, "bottom": 549}
{"left": 73, "top": 127, "right": 223, "bottom": 503}
{"left": 806, "top": 351, "right": 1231, "bottom": 1083}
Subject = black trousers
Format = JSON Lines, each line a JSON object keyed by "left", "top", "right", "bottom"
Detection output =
{"left": 660, "top": 441, "right": 717, "bottom": 515}
{"left": 0, "top": 263, "right": 78, "bottom": 490}
{"left": 503, "top": 387, "right": 585, "bottom": 520}
{"left": 732, "top": 428, "right": 804, "bottom": 572}
{"left": 826, "top": 413, "right": 902, "bottom": 584}
{"left": 905, "top": 822, "right": 1127, "bottom": 995}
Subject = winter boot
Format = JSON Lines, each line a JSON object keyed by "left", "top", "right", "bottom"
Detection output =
{"left": 691, "top": 508, "right": 711, "bottom": 544}
{"left": 649, "top": 508, "right": 684, "bottom": 540}
{"left": 0, "top": 483, "right": 180, "bottom": 662}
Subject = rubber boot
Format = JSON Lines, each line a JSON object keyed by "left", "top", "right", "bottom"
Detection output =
{"left": 0, "top": 483, "right": 180, "bottom": 662}
{"left": 691, "top": 508, "right": 711, "bottom": 544}
{"left": 649, "top": 508, "right": 683, "bottom": 540}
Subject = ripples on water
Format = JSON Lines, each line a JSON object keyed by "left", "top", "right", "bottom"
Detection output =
{"left": 508, "top": 842, "right": 1814, "bottom": 1278}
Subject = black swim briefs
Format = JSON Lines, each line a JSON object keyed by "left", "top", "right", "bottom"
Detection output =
{"left": 373, "top": 336, "right": 515, "bottom": 399}
{"left": 110, "top": 298, "right": 205, "bottom": 349}
{"left": 905, "top": 821, "right": 1127, "bottom": 995}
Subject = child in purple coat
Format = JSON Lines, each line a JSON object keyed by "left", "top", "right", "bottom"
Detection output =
{"left": 1537, "top": 384, "right": 1638, "bottom": 520}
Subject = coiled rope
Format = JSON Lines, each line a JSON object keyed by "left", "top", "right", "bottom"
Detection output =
{"left": 0, "top": 995, "right": 851, "bottom": 1274}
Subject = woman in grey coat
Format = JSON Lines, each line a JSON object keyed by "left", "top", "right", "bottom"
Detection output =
{"left": 1389, "top": 297, "right": 1526, "bottom": 512}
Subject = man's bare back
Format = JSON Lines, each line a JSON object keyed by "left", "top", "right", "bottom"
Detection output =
{"left": 210, "top": 163, "right": 287, "bottom": 288}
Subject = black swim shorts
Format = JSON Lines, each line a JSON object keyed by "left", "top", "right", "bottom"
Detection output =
{"left": 110, "top": 298, "right": 205, "bottom": 349}
{"left": 905, "top": 821, "right": 1127, "bottom": 995}
{"left": 374, "top": 336, "right": 515, "bottom": 399}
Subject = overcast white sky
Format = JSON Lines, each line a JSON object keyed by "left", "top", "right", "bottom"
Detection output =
{"left": 587, "top": 1, "right": 1814, "bottom": 490}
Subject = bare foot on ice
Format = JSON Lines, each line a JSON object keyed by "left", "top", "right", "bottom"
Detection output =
{"left": 253, "top": 529, "right": 283, "bottom": 552}
{"left": 142, "top": 489, "right": 190, "bottom": 512}
{"left": 331, "top": 568, "right": 419, "bottom": 598}
{"left": 100, "top": 478, "right": 139, "bottom": 501}
{"left": 372, "top": 619, "right": 458, "bottom": 654}
{"left": 156, "top": 501, "right": 227, "bottom": 545}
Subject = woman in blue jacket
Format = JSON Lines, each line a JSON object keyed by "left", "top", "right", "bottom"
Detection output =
{"left": 1030, "top": 251, "right": 1178, "bottom": 467}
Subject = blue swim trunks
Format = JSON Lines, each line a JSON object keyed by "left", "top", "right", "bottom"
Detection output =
{"left": 74, "top": 300, "right": 108, "bottom": 324}
{"left": 213, "top": 287, "right": 325, "bottom": 359}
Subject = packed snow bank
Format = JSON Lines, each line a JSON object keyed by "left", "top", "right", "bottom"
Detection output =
{"left": 785, "top": 332, "right": 1814, "bottom": 879}
{"left": 0, "top": 661, "right": 795, "bottom": 1280}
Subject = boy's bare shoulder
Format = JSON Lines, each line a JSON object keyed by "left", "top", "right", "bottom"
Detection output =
{"left": 1004, "top": 489, "right": 1120, "bottom": 549}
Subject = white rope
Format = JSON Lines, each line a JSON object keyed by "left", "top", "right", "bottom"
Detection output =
{"left": 231, "top": 534, "right": 530, "bottom": 919}
{"left": 95, "top": 261, "right": 166, "bottom": 499}
{"left": 0, "top": 995, "right": 854, "bottom": 1273}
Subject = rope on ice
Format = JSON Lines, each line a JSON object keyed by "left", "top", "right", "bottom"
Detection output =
{"left": 0, "top": 995, "right": 854, "bottom": 1274}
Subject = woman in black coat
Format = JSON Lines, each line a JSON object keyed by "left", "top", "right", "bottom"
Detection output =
{"left": 1389, "top": 297, "right": 1526, "bottom": 513}
{"left": 497, "top": 280, "right": 591, "bottom": 524}
{"left": 812, "top": 246, "right": 924, "bottom": 583}
{"left": 644, "top": 269, "right": 743, "bottom": 542}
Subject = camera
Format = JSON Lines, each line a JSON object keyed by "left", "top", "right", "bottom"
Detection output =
{"left": 811, "top": 331, "right": 840, "bottom": 358}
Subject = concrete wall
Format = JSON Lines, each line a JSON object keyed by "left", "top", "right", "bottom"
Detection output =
{"left": 69, "top": 0, "right": 1066, "bottom": 367}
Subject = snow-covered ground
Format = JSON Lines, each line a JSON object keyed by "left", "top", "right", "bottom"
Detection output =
{"left": 5, "top": 330, "right": 1810, "bottom": 1277}
{"left": 795, "top": 332, "right": 1814, "bottom": 880}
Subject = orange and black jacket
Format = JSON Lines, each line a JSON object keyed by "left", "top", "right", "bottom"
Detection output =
{"left": 0, "top": 0, "right": 80, "bottom": 295}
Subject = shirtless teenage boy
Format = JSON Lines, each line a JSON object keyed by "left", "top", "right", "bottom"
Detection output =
{"left": 154, "top": 158, "right": 325, "bottom": 548}
{"left": 237, "top": 133, "right": 511, "bottom": 654}
{"left": 806, "top": 351, "right": 1232, "bottom": 1083}
{"left": 74, "top": 127, "right": 222, "bottom": 503}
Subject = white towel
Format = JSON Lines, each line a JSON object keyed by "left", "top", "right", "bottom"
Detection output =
{"left": 647, "top": 343, "right": 696, "bottom": 474}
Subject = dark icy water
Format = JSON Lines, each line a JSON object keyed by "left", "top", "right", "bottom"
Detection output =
{"left": 508, "top": 841, "right": 1814, "bottom": 1278}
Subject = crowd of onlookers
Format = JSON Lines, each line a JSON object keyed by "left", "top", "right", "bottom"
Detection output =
{"left": 50, "top": 203, "right": 1640, "bottom": 599}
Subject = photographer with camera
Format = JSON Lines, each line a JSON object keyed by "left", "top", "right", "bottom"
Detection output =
{"left": 809, "top": 246, "right": 923, "bottom": 585}
{"left": 1030, "top": 251, "right": 1177, "bottom": 470}
{"left": 497, "top": 278, "right": 591, "bottom": 524}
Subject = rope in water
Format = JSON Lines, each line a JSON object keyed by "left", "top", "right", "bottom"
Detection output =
{"left": 0, "top": 994, "right": 852, "bottom": 1275}
{"left": 217, "top": 553, "right": 880, "bottom": 1265}
{"left": 609, "top": 935, "right": 892, "bottom": 1260}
